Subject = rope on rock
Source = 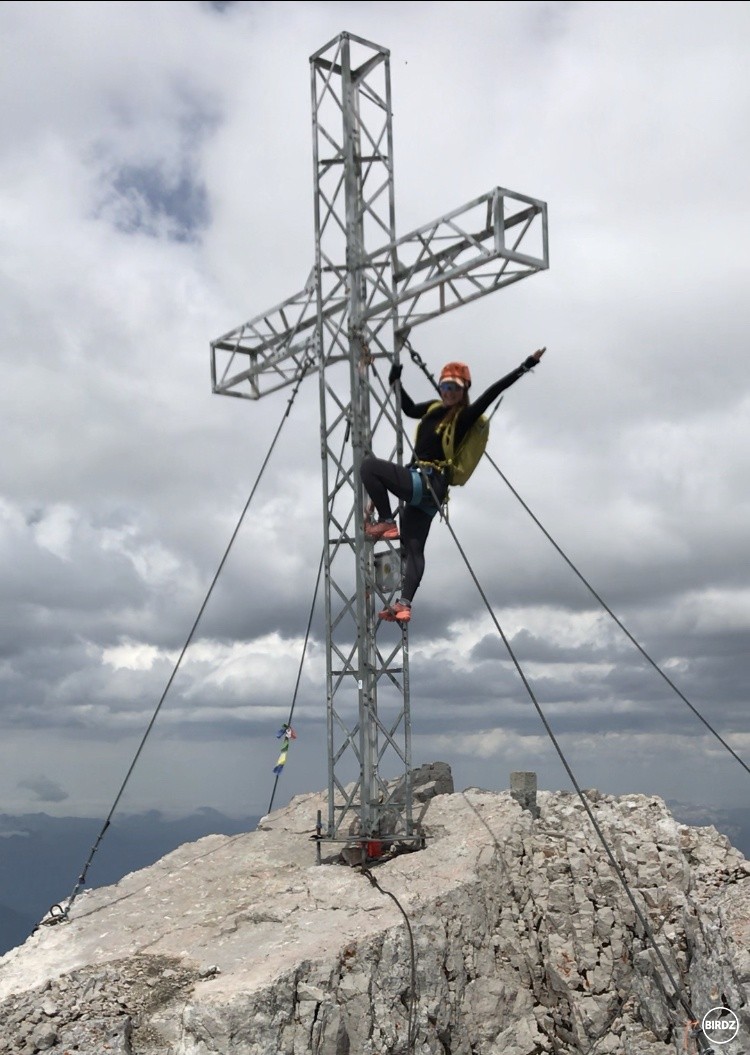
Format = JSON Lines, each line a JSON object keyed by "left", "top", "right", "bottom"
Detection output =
{"left": 361, "top": 867, "right": 418, "bottom": 1055}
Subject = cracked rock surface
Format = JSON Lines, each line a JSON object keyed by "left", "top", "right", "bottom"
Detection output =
{"left": 0, "top": 785, "right": 747, "bottom": 1054}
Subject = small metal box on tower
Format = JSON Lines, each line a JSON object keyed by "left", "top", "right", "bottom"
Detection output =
{"left": 374, "top": 549, "right": 401, "bottom": 593}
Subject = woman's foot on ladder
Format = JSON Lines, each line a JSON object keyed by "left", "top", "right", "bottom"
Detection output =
{"left": 378, "top": 600, "right": 411, "bottom": 622}
{"left": 364, "top": 519, "right": 399, "bottom": 541}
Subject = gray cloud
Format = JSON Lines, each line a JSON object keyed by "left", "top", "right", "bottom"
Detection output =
{"left": 0, "top": 1, "right": 747, "bottom": 821}
{"left": 17, "top": 777, "right": 69, "bottom": 804}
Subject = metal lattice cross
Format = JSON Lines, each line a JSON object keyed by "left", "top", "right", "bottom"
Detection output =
{"left": 211, "top": 31, "right": 548, "bottom": 855}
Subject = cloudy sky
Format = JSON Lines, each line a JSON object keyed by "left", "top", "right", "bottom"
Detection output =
{"left": 0, "top": 1, "right": 747, "bottom": 828}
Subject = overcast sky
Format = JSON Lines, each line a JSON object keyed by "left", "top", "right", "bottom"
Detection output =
{"left": 0, "top": 1, "right": 747, "bottom": 827}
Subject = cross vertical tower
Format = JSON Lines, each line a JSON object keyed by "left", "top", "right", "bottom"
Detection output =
{"left": 211, "top": 31, "right": 548, "bottom": 856}
{"left": 312, "top": 35, "right": 407, "bottom": 847}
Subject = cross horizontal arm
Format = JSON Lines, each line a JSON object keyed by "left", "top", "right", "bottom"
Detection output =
{"left": 210, "top": 186, "right": 547, "bottom": 401}
{"left": 210, "top": 280, "right": 342, "bottom": 400}
{"left": 363, "top": 186, "right": 548, "bottom": 333}
{"left": 211, "top": 282, "right": 316, "bottom": 399}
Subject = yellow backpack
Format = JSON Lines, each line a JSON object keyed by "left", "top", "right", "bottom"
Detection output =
{"left": 426, "top": 402, "right": 490, "bottom": 486}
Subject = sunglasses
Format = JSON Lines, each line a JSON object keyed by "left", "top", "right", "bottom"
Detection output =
{"left": 439, "top": 382, "right": 462, "bottom": 393}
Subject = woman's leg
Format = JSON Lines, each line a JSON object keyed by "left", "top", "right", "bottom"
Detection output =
{"left": 360, "top": 456, "right": 413, "bottom": 520}
{"left": 400, "top": 507, "right": 434, "bottom": 603}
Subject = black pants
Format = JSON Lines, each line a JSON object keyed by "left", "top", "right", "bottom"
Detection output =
{"left": 360, "top": 456, "right": 445, "bottom": 603}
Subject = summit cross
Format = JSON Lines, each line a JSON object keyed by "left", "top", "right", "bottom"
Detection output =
{"left": 211, "top": 31, "right": 548, "bottom": 857}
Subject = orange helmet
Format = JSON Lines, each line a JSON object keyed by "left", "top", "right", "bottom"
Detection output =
{"left": 439, "top": 361, "right": 471, "bottom": 389}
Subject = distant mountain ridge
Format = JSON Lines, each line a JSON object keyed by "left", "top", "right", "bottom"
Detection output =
{"left": 0, "top": 906, "right": 35, "bottom": 959}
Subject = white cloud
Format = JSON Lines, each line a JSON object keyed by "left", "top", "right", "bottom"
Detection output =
{"left": 102, "top": 640, "right": 164, "bottom": 672}
{"left": 31, "top": 505, "right": 77, "bottom": 561}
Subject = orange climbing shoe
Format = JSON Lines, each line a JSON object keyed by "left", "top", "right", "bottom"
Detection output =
{"left": 364, "top": 520, "right": 399, "bottom": 541}
{"left": 379, "top": 601, "right": 411, "bottom": 623}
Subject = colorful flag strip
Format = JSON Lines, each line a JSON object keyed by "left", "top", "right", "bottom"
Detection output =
{"left": 273, "top": 724, "right": 297, "bottom": 775}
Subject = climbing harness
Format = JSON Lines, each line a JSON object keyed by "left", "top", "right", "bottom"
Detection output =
{"left": 407, "top": 464, "right": 445, "bottom": 517}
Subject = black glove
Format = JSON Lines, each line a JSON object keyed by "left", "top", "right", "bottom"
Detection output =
{"left": 388, "top": 362, "right": 403, "bottom": 386}
{"left": 522, "top": 355, "right": 538, "bottom": 372}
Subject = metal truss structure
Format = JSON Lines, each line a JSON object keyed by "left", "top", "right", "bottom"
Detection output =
{"left": 211, "top": 31, "right": 548, "bottom": 855}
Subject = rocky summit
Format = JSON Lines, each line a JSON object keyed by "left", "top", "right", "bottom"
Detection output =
{"left": 0, "top": 774, "right": 748, "bottom": 1055}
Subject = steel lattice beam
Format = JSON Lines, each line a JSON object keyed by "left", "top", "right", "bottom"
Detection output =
{"left": 210, "top": 31, "right": 548, "bottom": 856}
{"left": 211, "top": 190, "right": 547, "bottom": 402}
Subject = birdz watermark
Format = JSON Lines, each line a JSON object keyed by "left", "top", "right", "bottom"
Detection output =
{"left": 701, "top": 1007, "right": 740, "bottom": 1046}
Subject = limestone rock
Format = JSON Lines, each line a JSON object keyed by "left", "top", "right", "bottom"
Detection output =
{"left": 0, "top": 786, "right": 747, "bottom": 1054}
{"left": 391, "top": 760, "right": 454, "bottom": 804}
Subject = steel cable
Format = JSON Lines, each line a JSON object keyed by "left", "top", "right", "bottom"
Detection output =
{"left": 46, "top": 361, "right": 313, "bottom": 925}
{"left": 265, "top": 422, "right": 353, "bottom": 816}
{"left": 437, "top": 510, "right": 697, "bottom": 1022}
{"left": 266, "top": 548, "right": 324, "bottom": 815}
{"left": 392, "top": 339, "right": 747, "bottom": 775}
{"left": 373, "top": 354, "right": 699, "bottom": 1024}
{"left": 361, "top": 867, "right": 418, "bottom": 1054}
{"left": 485, "top": 453, "right": 749, "bottom": 778}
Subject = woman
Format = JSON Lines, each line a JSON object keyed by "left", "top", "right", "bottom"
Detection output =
{"left": 360, "top": 348, "right": 546, "bottom": 623}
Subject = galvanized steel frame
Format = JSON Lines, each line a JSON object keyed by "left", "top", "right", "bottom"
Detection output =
{"left": 210, "top": 31, "right": 549, "bottom": 850}
{"left": 310, "top": 33, "right": 414, "bottom": 845}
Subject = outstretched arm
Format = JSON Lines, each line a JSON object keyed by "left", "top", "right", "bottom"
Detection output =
{"left": 467, "top": 348, "right": 546, "bottom": 421}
